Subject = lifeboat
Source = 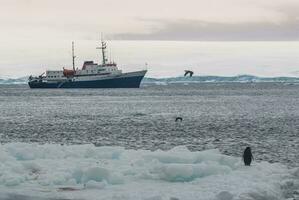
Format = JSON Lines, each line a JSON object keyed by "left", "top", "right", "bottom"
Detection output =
{"left": 63, "top": 68, "right": 75, "bottom": 77}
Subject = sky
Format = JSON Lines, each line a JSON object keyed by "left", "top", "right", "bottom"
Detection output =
{"left": 0, "top": 0, "right": 299, "bottom": 77}
{"left": 1, "top": 0, "right": 299, "bottom": 41}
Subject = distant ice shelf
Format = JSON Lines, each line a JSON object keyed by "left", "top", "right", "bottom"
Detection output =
{"left": 142, "top": 75, "right": 299, "bottom": 84}
{"left": 0, "top": 77, "right": 29, "bottom": 85}
{"left": 1, "top": 75, "right": 299, "bottom": 85}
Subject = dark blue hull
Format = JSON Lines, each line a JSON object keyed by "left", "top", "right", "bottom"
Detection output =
{"left": 29, "top": 75, "right": 145, "bottom": 88}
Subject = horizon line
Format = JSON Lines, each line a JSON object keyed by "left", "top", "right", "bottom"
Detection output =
{"left": 2, "top": 74, "right": 299, "bottom": 80}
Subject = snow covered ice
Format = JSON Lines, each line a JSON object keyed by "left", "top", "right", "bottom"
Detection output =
{"left": 0, "top": 143, "right": 297, "bottom": 200}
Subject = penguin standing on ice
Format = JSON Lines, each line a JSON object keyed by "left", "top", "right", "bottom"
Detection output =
{"left": 243, "top": 147, "right": 254, "bottom": 166}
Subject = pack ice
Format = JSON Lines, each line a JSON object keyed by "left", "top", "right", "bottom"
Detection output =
{"left": 0, "top": 143, "right": 297, "bottom": 200}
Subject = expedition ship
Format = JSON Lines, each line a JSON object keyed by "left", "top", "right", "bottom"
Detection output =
{"left": 28, "top": 40, "right": 147, "bottom": 88}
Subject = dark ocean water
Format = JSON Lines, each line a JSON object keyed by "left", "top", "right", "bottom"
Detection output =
{"left": 0, "top": 83, "right": 298, "bottom": 168}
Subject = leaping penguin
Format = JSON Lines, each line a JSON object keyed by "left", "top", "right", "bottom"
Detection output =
{"left": 184, "top": 70, "right": 194, "bottom": 77}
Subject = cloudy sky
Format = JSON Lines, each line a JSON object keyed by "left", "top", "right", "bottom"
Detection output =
{"left": 1, "top": 0, "right": 299, "bottom": 41}
{"left": 1, "top": 0, "right": 299, "bottom": 78}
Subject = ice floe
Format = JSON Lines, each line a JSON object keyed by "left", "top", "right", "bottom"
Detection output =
{"left": 0, "top": 143, "right": 297, "bottom": 200}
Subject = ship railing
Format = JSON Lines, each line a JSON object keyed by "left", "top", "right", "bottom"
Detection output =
{"left": 28, "top": 75, "right": 46, "bottom": 82}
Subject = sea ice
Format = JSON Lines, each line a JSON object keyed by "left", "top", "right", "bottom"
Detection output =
{"left": 0, "top": 143, "right": 296, "bottom": 200}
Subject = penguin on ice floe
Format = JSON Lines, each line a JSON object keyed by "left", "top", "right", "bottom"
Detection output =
{"left": 243, "top": 147, "right": 254, "bottom": 166}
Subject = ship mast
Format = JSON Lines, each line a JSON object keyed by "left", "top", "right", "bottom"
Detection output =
{"left": 101, "top": 40, "right": 107, "bottom": 65}
{"left": 96, "top": 35, "right": 108, "bottom": 65}
{"left": 72, "top": 41, "right": 76, "bottom": 71}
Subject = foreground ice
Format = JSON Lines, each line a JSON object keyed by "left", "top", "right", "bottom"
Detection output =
{"left": 0, "top": 143, "right": 297, "bottom": 200}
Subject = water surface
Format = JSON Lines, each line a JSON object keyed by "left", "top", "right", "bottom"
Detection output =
{"left": 0, "top": 83, "right": 298, "bottom": 167}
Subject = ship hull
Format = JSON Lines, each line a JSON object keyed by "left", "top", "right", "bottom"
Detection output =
{"left": 28, "top": 70, "right": 146, "bottom": 89}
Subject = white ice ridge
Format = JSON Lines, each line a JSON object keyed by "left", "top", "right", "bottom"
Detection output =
{"left": 0, "top": 143, "right": 296, "bottom": 200}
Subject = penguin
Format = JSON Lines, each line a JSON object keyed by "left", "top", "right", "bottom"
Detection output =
{"left": 243, "top": 147, "right": 254, "bottom": 166}
{"left": 184, "top": 70, "right": 194, "bottom": 77}
{"left": 175, "top": 117, "right": 183, "bottom": 122}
